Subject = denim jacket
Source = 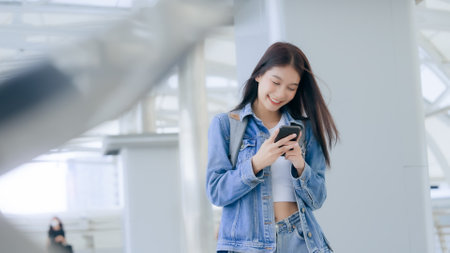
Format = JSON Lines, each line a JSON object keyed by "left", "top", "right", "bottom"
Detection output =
{"left": 206, "top": 103, "right": 332, "bottom": 253}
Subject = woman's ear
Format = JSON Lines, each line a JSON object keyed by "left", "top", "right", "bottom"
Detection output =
{"left": 255, "top": 75, "right": 261, "bottom": 83}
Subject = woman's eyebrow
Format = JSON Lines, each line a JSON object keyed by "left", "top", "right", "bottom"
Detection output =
{"left": 272, "top": 75, "right": 282, "bottom": 80}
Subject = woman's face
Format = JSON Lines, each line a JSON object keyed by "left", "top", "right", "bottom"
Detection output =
{"left": 255, "top": 65, "right": 300, "bottom": 113}
{"left": 51, "top": 219, "right": 60, "bottom": 230}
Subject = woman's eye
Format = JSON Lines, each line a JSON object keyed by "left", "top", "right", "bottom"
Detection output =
{"left": 272, "top": 81, "right": 280, "bottom": 85}
{"left": 288, "top": 87, "right": 296, "bottom": 91}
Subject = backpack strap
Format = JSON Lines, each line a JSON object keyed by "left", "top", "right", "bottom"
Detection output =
{"left": 228, "top": 111, "right": 248, "bottom": 168}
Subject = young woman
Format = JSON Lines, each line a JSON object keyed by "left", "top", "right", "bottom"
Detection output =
{"left": 206, "top": 42, "right": 339, "bottom": 253}
{"left": 47, "top": 217, "right": 73, "bottom": 253}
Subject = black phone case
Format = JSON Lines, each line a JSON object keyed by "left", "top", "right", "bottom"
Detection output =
{"left": 275, "top": 125, "right": 301, "bottom": 142}
{"left": 275, "top": 125, "right": 302, "bottom": 156}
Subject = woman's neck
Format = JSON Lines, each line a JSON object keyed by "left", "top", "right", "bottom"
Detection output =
{"left": 252, "top": 99, "right": 282, "bottom": 129}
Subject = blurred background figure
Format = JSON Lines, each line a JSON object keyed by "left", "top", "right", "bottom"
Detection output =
{"left": 47, "top": 217, "right": 73, "bottom": 253}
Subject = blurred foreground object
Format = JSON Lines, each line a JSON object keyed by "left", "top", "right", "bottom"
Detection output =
{"left": 0, "top": 0, "right": 232, "bottom": 176}
{"left": 0, "top": 214, "right": 46, "bottom": 253}
{"left": 0, "top": 1, "right": 231, "bottom": 252}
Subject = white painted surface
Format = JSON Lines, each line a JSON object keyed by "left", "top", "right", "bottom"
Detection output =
{"left": 234, "top": 1, "right": 433, "bottom": 252}
{"left": 105, "top": 134, "right": 182, "bottom": 253}
{"left": 179, "top": 43, "right": 215, "bottom": 253}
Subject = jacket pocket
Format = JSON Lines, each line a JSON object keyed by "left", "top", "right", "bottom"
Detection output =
{"left": 237, "top": 138, "right": 256, "bottom": 162}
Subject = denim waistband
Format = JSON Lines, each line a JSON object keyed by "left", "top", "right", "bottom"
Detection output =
{"left": 275, "top": 211, "right": 300, "bottom": 233}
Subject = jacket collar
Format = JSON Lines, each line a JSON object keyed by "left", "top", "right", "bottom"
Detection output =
{"left": 238, "top": 103, "right": 254, "bottom": 121}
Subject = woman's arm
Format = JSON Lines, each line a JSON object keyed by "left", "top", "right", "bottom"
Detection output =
{"left": 291, "top": 122, "right": 327, "bottom": 210}
{"left": 205, "top": 114, "right": 264, "bottom": 207}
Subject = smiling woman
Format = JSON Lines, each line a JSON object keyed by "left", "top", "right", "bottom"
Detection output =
{"left": 206, "top": 42, "right": 339, "bottom": 253}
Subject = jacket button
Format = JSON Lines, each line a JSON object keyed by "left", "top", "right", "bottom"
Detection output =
{"left": 301, "top": 208, "right": 306, "bottom": 213}
{"left": 307, "top": 232, "right": 312, "bottom": 238}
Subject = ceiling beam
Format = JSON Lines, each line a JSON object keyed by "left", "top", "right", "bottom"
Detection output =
{"left": 418, "top": 34, "right": 450, "bottom": 82}
{"left": 416, "top": 7, "right": 450, "bottom": 31}
{"left": 426, "top": 105, "right": 450, "bottom": 118}
{"left": 0, "top": 2, "right": 130, "bottom": 17}
{"left": 0, "top": 20, "right": 120, "bottom": 36}
{"left": 419, "top": 35, "right": 450, "bottom": 116}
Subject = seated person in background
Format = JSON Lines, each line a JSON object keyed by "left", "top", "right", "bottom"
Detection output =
{"left": 47, "top": 217, "right": 73, "bottom": 253}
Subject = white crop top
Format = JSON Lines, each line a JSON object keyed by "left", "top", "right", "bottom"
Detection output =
{"left": 268, "top": 114, "right": 296, "bottom": 202}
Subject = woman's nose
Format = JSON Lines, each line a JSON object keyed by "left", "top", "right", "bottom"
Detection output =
{"left": 274, "top": 87, "right": 287, "bottom": 99}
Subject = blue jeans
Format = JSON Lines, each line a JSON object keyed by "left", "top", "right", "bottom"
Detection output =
{"left": 218, "top": 212, "right": 333, "bottom": 253}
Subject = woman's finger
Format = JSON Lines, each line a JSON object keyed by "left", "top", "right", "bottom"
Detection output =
{"left": 282, "top": 142, "right": 298, "bottom": 152}
{"left": 275, "top": 133, "right": 297, "bottom": 146}
{"left": 284, "top": 140, "right": 298, "bottom": 146}
{"left": 268, "top": 128, "right": 280, "bottom": 142}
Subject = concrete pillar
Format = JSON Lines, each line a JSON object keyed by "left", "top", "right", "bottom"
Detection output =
{"left": 178, "top": 42, "right": 215, "bottom": 253}
{"left": 140, "top": 95, "right": 157, "bottom": 133}
{"left": 104, "top": 134, "right": 182, "bottom": 253}
{"left": 118, "top": 95, "right": 157, "bottom": 134}
{"left": 234, "top": 1, "right": 433, "bottom": 252}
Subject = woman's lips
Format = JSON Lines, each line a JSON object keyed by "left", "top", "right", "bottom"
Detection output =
{"left": 268, "top": 95, "right": 281, "bottom": 105}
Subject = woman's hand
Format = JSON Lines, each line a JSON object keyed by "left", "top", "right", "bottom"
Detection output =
{"left": 284, "top": 139, "right": 305, "bottom": 175}
{"left": 54, "top": 235, "right": 66, "bottom": 244}
{"left": 251, "top": 129, "right": 298, "bottom": 174}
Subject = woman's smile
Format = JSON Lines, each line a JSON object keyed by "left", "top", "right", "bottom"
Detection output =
{"left": 268, "top": 95, "right": 282, "bottom": 105}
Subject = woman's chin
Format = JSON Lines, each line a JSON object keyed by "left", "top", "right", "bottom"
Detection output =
{"left": 264, "top": 101, "right": 282, "bottom": 111}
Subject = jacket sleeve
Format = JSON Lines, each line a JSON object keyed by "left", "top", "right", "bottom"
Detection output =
{"left": 291, "top": 121, "right": 327, "bottom": 210}
{"left": 205, "top": 114, "right": 264, "bottom": 207}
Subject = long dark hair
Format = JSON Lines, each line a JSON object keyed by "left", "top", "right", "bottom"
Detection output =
{"left": 48, "top": 216, "right": 64, "bottom": 232}
{"left": 234, "top": 42, "right": 339, "bottom": 166}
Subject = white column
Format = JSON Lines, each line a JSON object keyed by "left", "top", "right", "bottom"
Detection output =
{"left": 140, "top": 95, "right": 157, "bottom": 133}
{"left": 118, "top": 95, "right": 157, "bottom": 134}
{"left": 104, "top": 134, "right": 182, "bottom": 253}
{"left": 234, "top": 1, "right": 433, "bottom": 252}
{"left": 178, "top": 42, "right": 215, "bottom": 253}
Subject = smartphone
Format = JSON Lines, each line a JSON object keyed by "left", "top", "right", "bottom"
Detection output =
{"left": 275, "top": 125, "right": 302, "bottom": 156}
{"left": 275, "top": 125, "right": 302, "bottom": 143}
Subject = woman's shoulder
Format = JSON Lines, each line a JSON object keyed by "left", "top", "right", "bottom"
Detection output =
{"left": 49, "top": 228, "right": 64, "bottom": 236}
{"left": 214, "top": 112, "right": 230, "bottom": 120}
{"left": 209, "top": 112, "right": 232, "bottom": 134}
{"left": 210, "top": 112, "right": 230, "bottom": 127}
{"left": 208, "top": 112, "right": 233, "bottom": 143}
